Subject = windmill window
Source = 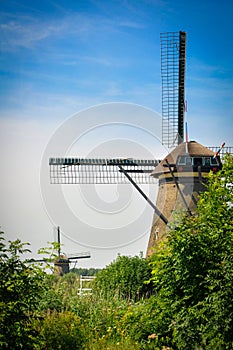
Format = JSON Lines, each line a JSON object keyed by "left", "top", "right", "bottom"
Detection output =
{"left": 177, "top": 156, "right": 192, "bottom": 165}
{"left": 193, "top": 157, "right": 203, "bottom": 166}
{"left": 211, "top": 157, "right": 219, "bottom": 165}
{"left": 204, "top": 157, "right": 211, "bottom": 166}
{"left": 177, "top": 156, "right": 186, "bottom": 165}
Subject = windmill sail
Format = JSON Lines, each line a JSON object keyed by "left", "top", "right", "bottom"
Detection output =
{"left": 161, "top": 31, "right": 186, "bottom": 147}
{"left": 49, "top": 158, "right": 160, "bottom": 184}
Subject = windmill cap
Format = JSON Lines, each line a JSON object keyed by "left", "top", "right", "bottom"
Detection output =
{"left": 151, "top": 141, "right": 215, "bottom": 177}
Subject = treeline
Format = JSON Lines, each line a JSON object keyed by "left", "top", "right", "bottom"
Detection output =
{"left": 70, "top": 267, "right": 101, "bottom": 276}
{"left": 0, "top": 154, "right": 232, "bottom": 349}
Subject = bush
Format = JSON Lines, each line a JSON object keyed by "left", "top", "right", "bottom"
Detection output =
{"left": 0, "top": 232, "right": 46, "bottom": 349}
{"left": 35, "top": 310, "right": 85, "bottom": 349}
{"left": 149, "top": 154, "right": 233, "bottom": 349}
{"left": 37, "top": 273, "right": 81, "bottom": 313}
{"left": 93, "top": 253, "right": 153, "bottom": 302}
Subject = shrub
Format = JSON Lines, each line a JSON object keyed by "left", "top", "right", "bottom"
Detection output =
{"left": 149, "top": 154, "right": 233, "bottom": 349}
{"left": 0, "top": 232, "right": 46, "bottom": 349}
{"left": 93, "top": 253, "right": 153, "bottom": 302}
{"left": 36, "top": 310, "right": 85, "bottom": 349}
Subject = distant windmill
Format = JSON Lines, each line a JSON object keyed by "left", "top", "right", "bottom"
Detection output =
{"left": 53, "top": 226, "right": 91, "bottom": 276}
{"left": 48, "top": 31, "right": 233, "bottom": 257}
{"left": 31, "top": 226, "right": 91, "bottom": 276}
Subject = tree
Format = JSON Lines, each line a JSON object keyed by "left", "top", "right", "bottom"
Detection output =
{"left": 70, "top": 267, "right": 101, "bottom": 276}
{"left": 93, "top": 253, "right": 153, "bottom": 302}
{"left": 0, "top": 232, "right": 46, "bottom": 349}
{"left": 149, "top": 154, "right": 233, "bottom": 349}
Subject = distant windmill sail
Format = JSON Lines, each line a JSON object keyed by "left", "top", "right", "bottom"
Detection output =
{"left": 161, "top": 31, "right": 186, "bottom": 147}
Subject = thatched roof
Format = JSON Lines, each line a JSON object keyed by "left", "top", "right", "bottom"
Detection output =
{"left": 151, "top": 141, "right": 215, "bottom": 177}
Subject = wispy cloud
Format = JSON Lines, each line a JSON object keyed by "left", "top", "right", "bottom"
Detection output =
{"left": 0, "top": 10, "right": 101, "bottom": 51}
{"left": 0, "top": 14, "right": 62, "bottom": 50}
{"left": 62, "top": 55, "right": 113, "bottom": 67}
{"left": 0, "top": 9, "right": 146, "bottom": 52}
{"left": 117, "top": 20, "right": 145, "bottom": 29}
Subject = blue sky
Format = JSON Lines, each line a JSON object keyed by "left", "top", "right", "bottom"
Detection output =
{"left": 1, "top": 0, "right": 232, "bottom": 141}
{"left": 1, "top": 0, "right": 233, "bottom": 267}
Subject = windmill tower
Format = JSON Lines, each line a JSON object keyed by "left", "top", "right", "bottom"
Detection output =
{"left": 146, "top": 141, "right": 221, "bottom": 256}
{"left": 146, "top": 32, "right": 222, "bottom": 256}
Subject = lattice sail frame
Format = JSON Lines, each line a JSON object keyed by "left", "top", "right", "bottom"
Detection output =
{"left": 208, "top": 146, "right": 233, "bottom": 156}
{"left": 161, "top": 31, "right": 186, "bottom": 147}
{"left": 49, "top": 147, "right": 233, "bottom": 185}
{"left": 49, "top": 158, "right": 160, "bottom": 184}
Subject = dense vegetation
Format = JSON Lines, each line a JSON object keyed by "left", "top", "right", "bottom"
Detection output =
{"left": 93, "top": 253, "right": 154, "bottom": 302}
{"left": 70, "top": 267, "right": 101, "bottom": 276}
{"left": 0, "top": 154, "right": 232, "bottom": 349}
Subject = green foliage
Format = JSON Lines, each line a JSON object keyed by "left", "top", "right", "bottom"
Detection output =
{"left": 0, "top": 232, "right": 46, "bottom": 349}
{"left": 37, "top": 241, "right": 61, "bottom": 272}
{"left": 37, "top": 272, "right": 82, "bottom": 313}
{"left": 149, "top": 154, "right": 233, "bottom": 349}
{"left": 0, "top": 155, "right": 232, "bottom": 349}
{"left": 93, "top": 253, "right": 154, "bottom": 302}
{"left": 34, "top": 310, "right": 85, "bottom": 350}
{"left": 70, "top": 267, "right": 101, "bottom": 276}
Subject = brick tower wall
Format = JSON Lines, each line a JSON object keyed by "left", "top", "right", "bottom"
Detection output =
{"left": 146, "top": 175, "right": 207, "bottom": 257}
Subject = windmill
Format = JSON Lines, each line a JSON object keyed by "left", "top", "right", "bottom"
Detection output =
{"left": 30, "top": 226, "right": 91, "bottom": 275}
{"left": 53, "top": 226, "right": 91, "bottom": 276}
{"left": 48, "top": 31, "right": 232, "bottom": 257}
